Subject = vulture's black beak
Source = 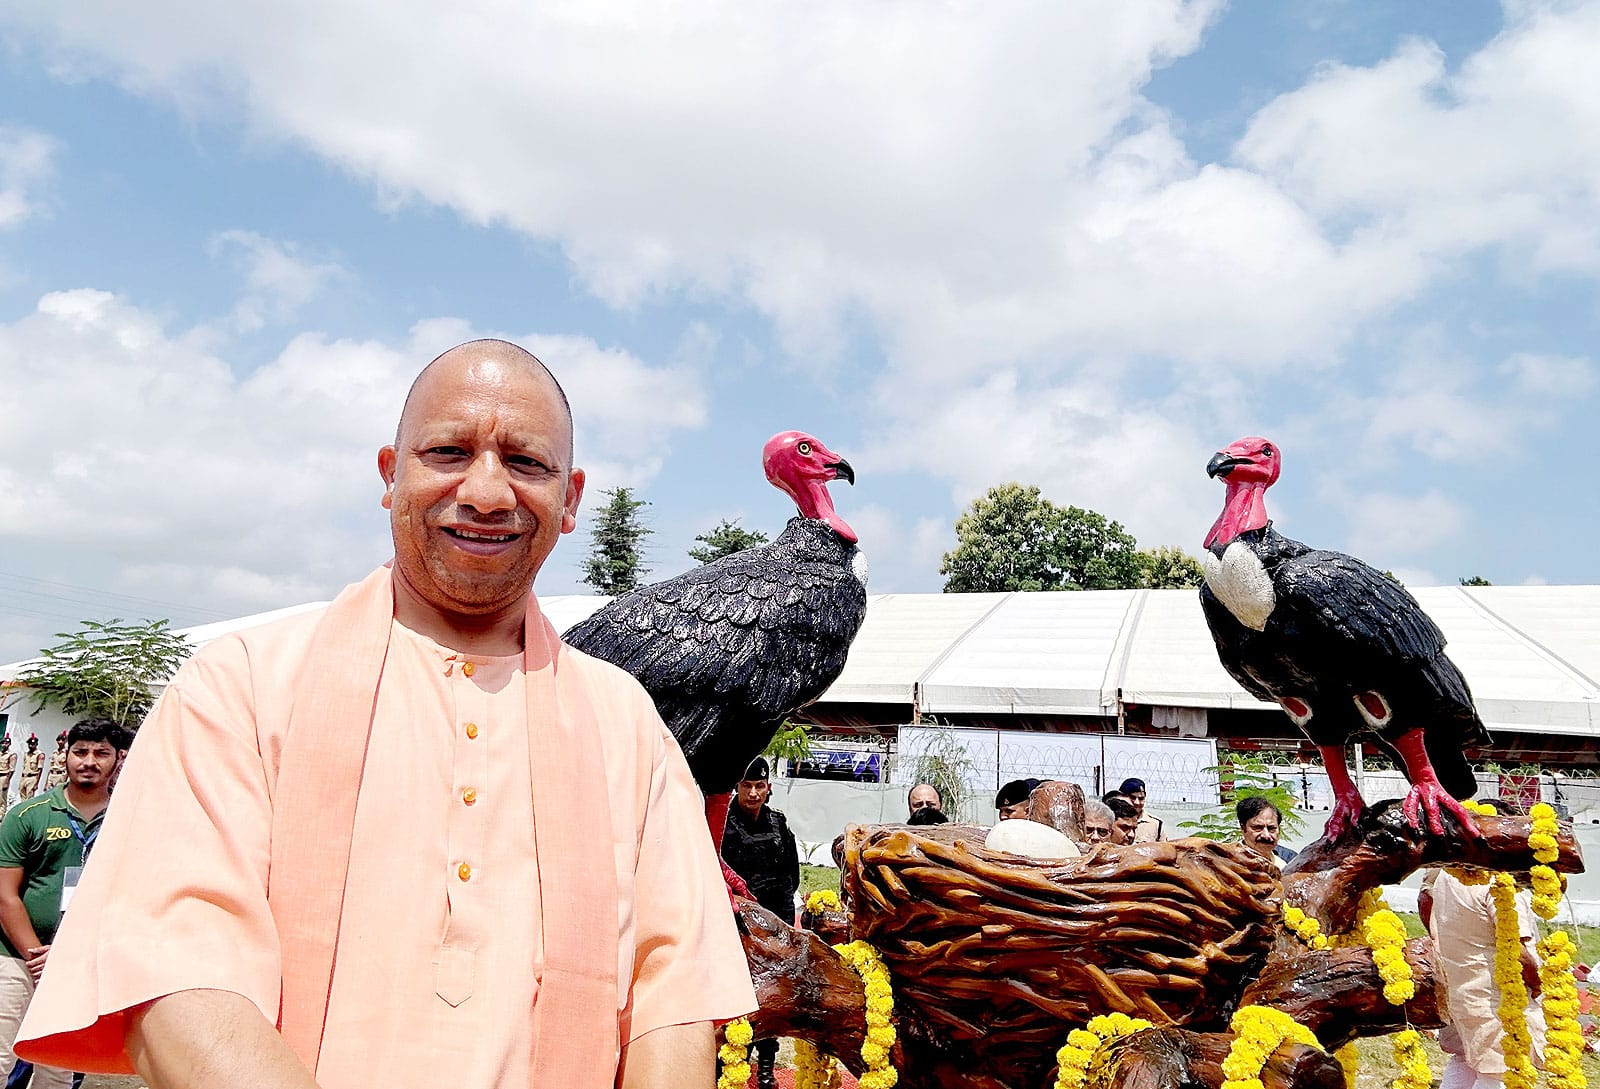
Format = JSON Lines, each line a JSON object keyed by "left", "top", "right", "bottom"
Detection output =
{"left": 1206, "top": 452, "right": 1242, "bottom": 479}
{"left": 827, "top": 459, "right": 856, "bottom": 485}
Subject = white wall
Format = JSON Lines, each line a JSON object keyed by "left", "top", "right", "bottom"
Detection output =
{"left": 0, "top": 697, "right": 74, "bottom": 808}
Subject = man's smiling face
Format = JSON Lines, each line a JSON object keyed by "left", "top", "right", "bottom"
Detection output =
{"left": 380, "top": 345, "right": 583, "bottom": 626}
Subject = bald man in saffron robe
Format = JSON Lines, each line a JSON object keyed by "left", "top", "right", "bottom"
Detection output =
{"left": 16, "top": 341, "right": 756, "bottom": 1089}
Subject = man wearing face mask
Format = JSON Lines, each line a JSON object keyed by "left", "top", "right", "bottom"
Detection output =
{"left": 718, "top": 758, "right": 799, "bottom": 1089}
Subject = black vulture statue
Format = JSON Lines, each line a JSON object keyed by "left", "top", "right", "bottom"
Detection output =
{"left": 1200, "top": 436, "right": 1489, "bottom": 841}
{"left": 564, "top": 430, "right": 868, "bottom": 886}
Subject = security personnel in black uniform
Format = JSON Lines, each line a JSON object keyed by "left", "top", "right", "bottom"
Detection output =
{"left": 719, "top": 757, "right": 799, "bottom": 1089}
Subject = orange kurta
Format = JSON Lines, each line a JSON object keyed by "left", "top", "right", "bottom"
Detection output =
{"left": 17, "top": 603, "right": 755, "bottom": 1086}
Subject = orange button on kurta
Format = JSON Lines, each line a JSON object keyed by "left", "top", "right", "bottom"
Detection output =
{"left": 462, "top": 788, "right": 477, "bottom": 806}
{"left": 465, "top": 722, "right": 478, "bottom": 740}
{"left": 457, "top": 862, "right": 472, "bottom": 882}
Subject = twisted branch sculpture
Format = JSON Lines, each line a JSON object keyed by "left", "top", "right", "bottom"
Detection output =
{"left": 739, "top": 799, "right": 1584, "bottom": 1089}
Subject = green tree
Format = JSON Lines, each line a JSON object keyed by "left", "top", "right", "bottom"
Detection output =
{"left": 688, "top": 518, "right": 769, "bottom": 565}
{"left": 582, "top": 486, "right": 653, "bottom": 594}
{"left": 939, "top": 483, "right": 1143, "bottom": 592}
{"left": 1177, "top": 754, "right": 1305, "bottom": 841}
{"left": 1137, "top": 545, "right": 1206, "bottom": 589}
{"left": 1458, "top": 575, "right": 1492, "bottom": 587}
{"left": 762, "top": 720, "right": 813, "bottom": 771}
{"left": 15, "top": 618, "right": 194, "bottom": 732}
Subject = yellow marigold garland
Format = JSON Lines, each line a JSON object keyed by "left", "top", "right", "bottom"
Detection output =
{"left": 1052, "top": 1012, "right": 1153, "bottom": 1089}
{"left": 1360, "top": 902, "right": 1415, "bottom": 1006}
{"left": 1220, "top": 1005, "right": 1322, "bottom": 1089}
{"left": 806, "top": 889, "right": 841, "bottom": 914}
{"left": 1388, "top": 1028, "right": 1431, "bottom": 1089}
{"left": 1338, "top": 887, "right": 1430, "bottom": 1089}
{"left": 1529, "top": 803, "right": 1587, "bottom": 1089}
{"left": 1333, "top": 1041, "right": 1358, "bottom": 1089}
{"left": 1447, "top": 799, "right": 1498, "bottom": 885}
{"left": 1537, "top": 929, "right": 1587, "bottom": 1089}
{"left": 717, "top": 1018, "right": 753, "bottom": 1089}
{"left": 1489, "top": 873, "right": 1539, "bottom": 1089}
{"left": 834, "top": 940, "right": 899, "bottom": 1089}
{"left": 1529, "top": 802, "right": 1565, "bottom": 918}
{"left": 793, "top": 1038, "right": 842, "bottom": 1089}
{"left": 1282, "top": 905, "right": 1328, "bottom": 950}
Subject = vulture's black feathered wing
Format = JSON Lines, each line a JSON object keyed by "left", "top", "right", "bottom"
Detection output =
{"left": 1202, "top": 528, "right": 1487, "bottom": 798}
{"left": 564, "top": 517, "right": 867, "bottom": 793}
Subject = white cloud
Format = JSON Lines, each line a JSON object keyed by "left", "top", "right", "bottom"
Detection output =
{"left": 1237, "top": 5, "right": 1600, "bottom": 277}
{"left": 12, "top": 2, "right": 1600, "bottom": 386}
{"left": 863, "top": 370, "right": 1224, "bottom": 561}
{"left": 0, "top": 125, "right": 57, "bottom": 229}
{"left": 1333, "top": 488, "right": 1467, "bottom": 561}
{"left": 524, "top": 332, "right": 707, "bottom": 493}
{"left": 1501, "top": 351, "right": 1597, "bottom": 398}
{"left": 0, "top": 288, "right": 709, "bottom": 657}
{"left": 210, "top": 229, "right": 347, "bottom": 332}
{"left": 1317, "top": 343, "right": 1599, "bottom": 467}
{"left": 5, "top": 0, "right": 1600, "bottom": 395}
{"left": 837, "top": 505, "right": 950, "bottom": 592}
{"left": 1390, "top": 566, "right": 1444, "bottom": 589}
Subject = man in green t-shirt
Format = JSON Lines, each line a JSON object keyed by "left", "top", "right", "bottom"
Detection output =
{"left": 0, "top": 719, "right": 119, "bottom": 1089}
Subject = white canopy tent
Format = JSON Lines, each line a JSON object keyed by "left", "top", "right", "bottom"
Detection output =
{"left": 6, "top": 585, "right": 1597, "bottom": 737}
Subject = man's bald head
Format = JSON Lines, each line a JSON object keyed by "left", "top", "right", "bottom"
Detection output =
{"left": 397, "top": 339, "right": 574, "bottom": 460}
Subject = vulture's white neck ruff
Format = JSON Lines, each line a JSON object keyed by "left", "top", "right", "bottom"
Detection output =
{"left": 1204, "top": 542, "right": 1275, "bottom": 632}
{"left": 850, "top": 548, "right": 869, "bottom": 585}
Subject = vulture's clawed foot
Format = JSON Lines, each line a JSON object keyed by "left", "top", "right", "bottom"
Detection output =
{"left": 1322, "top": 793, "right": 1367, "bottom": 843}
{"left": 1402, "top": 779, "right": 1483, "bottom": 840}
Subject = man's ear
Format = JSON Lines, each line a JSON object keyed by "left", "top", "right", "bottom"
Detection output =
{"left": 378, "top": 446, "right": 398, "bottom": 510}
{"left": 561, "top": 467, "right": 586, "bottom": 534}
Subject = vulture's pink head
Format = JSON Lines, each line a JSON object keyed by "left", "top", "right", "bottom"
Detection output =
{"left": 763, "top": 431, "right": 857, "bottom": 543}
{"left": 1207, "top": 436, "right": 1281, "bottom": 487}
{"left": 1204, "top": 436, "right": 1280, "bottom": 549}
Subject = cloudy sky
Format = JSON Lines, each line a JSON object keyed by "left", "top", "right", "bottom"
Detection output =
{"left": 0, "top": 0, "right": 1596, "bottom": 662}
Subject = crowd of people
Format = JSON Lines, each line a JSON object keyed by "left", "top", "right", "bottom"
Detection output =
{"left": 872, "top": 774, "right": 1294, "bottom": 864}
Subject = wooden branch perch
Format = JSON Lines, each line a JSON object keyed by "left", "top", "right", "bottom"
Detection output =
{"left": 735, "top": 803, "right": 1585, "bottom": 1089}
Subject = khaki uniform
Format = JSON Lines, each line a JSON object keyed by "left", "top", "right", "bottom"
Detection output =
{"left": 45, "top": 750, "right": 67, "bottom": 790}
{"left": 19, "top": 752, "right": 44, "bottom": 799}
{"left": 0, "top": 751, "right": 15, "bottom": 816}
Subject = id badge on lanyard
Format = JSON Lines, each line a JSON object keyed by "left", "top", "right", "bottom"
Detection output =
{"left": 61, "top": 866, "right": 82, "bottom": 914}
{"left": 60, "top": 812, "right": 97, "bottom": 915}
